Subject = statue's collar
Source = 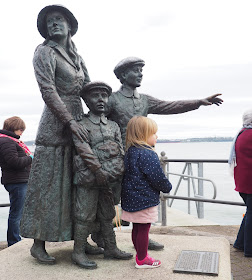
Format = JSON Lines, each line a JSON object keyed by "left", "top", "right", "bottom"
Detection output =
{"left": 119, "top": 85, "right": 140, "bottom": 99}
{"left": 45, "top": 40, "right": 76, "bottom": 68}
{"left": 87, "top": 112, "right": 107, "bottom": 125}
{"left": 46, "top": 40, "right": 58, "bottom": 48}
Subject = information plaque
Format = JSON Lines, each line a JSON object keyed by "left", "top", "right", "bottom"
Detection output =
{"left": 173, "top": 250, "right": 219, "bottom": 276}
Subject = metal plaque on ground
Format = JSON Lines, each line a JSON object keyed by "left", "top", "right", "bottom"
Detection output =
{"left": 173, "top": 250, "right": 219, "bottom": 276}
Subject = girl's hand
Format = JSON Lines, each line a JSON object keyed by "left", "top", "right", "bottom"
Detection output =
{"left": 200, "top": 93, "right": 223, "bottom": 106}
{"left": 69, "top": 120, "right": 89, "bottom": 142}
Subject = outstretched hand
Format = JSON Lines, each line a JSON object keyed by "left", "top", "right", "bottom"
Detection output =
{"left": 201, "top": 93, "right": 223, "bottom": 106}
{"left": 69, "top": 120, "right": 89, "bottom": 142}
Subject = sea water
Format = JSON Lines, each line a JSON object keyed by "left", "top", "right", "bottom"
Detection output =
{"left": 0, "top": 142, "right": 244, "bottom": 242}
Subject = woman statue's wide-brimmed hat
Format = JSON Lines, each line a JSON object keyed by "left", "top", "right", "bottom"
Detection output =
{"left": 37, "top": 5, "right": 78, "bottom": 38}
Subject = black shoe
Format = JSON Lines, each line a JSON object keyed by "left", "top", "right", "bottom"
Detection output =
{"left": 104, "top": 248, "right": 133, "bottom": 260}
{"left": 30, "top": 243, "right": 56, "bottom": 264}
{"left": 121, "top": 220, "right": 130, "bottom": 226}
{"left": 148, "top": 239, "right": 164, "bottom": 251}
{"left": 72, "top": 252, "right": 97, "bottom": 269}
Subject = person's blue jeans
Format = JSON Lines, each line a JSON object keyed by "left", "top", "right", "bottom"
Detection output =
{"left": 234, "top": 193, "right": 252, "bottom": 257}
{"left": 4, "top": 183, "right": 27, "bottom": 247}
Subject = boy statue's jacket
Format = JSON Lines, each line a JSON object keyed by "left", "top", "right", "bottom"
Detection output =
{"left": 73, "top": 112, "right": 124, "bottom": 204}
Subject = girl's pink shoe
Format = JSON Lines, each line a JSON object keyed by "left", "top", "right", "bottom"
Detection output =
{"left": 135, "top": 254, "right": 161, "bottom": 269}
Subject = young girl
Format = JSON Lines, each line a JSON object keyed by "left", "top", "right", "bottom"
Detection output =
{"left": 121, "top": 116, "right": 172, "bottom": 269}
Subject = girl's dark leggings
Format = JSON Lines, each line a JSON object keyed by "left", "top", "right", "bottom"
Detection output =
{"left": 132, "top": 223, "right": 151, "bottom": 260}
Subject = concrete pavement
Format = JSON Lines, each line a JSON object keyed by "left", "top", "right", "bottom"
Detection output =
{"left": 1, "top": 208, "right": 250, "bottom": 279}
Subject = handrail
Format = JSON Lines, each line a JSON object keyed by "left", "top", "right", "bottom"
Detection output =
{"left": 161, "top": 193, "right": 245, "bottom": 206}
{"left": 164, "top": 159, "right": 228, "bottom": 163}
{"left": 160, "top": 193, "right": 245, "bottom": 226}
{"left": 0, "top": 204, "right": 10, "bottom": 207}
{"left": 167, "top": 171, "right": 217, "bottom": 199}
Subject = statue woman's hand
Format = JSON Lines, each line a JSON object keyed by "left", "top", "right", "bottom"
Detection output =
{"left": 200, "top": 93, "right": 223, "bottom": 106}
{"left": 69, "top": 120, "right": 89, "bottom": 142}
{"left": 95, "top": 168, "right": 109, "bottom": 186}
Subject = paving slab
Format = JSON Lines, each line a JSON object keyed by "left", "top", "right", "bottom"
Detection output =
{"left": 163, "top": 207, "right": 219, "bottom": 226}
{"left": 0, "top": 231, "right": 231, "bottom": 280}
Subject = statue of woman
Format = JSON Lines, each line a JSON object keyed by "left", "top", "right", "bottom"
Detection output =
{"left": 20, "top": 5, "right": 99, "bottom": 264}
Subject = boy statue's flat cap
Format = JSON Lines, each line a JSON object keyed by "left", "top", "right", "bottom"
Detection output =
{"left": 114, "top": 57, "right": 145, "bottom": 79}
{"left": 81, "top": 81, "right": 112, "bottom": 96}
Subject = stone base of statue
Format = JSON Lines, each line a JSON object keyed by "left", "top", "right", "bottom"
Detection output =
{"left": 0, "top": 229, "right": 231, "bottom": 280}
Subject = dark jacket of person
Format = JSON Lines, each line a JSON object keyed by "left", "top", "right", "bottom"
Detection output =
{"left": 0, "top": 129, "right": 32, "bottom": 185}
{"left": 121, "top": 145, "right": 172, "bottom": 212}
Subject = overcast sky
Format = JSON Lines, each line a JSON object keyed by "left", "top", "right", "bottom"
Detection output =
{"left": 1, "top": 0, "right": 252, "bottom": 141}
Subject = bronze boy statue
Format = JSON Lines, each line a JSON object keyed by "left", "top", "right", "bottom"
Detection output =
{"left": 72, "top": 81, "right": 133, "bottom": 269}
{"left": 107, "top": 56, "right": 223, "bottom": 148}
{"left": 106, "top": 56, "right": 223, "bottom": 250}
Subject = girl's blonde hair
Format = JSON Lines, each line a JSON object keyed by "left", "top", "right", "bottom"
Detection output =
{"left": 126, "top": 116, "right": 158, "bottom": 150}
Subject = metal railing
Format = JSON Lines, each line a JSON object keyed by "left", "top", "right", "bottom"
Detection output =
{"left": 0, "top": 204, "right": 10, "bottom": 207}
{"left": 160, "top": 194, "right": 245, "bottom": 226}
{"left": 167, "top": 168, "right": 217, "bottom": 218}
{"left": 0, "top": 153, "right": 247, "bottom": 227}
{"left": 159, "top": 152, "right": 246, "bottom": 225}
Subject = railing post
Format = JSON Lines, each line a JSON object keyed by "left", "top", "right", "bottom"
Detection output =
{"left": 160, "top": 151, "right": 168, "bottom": 225}
{"left": 187, "top": 163, "right": 191, "bottom": 214}
{"left": 161, "top": 194, "right": 167, "bottom": 226}
{"left": 160, "top": 151, "right": 168, "bottom": 173}
{"left": 198, "top": 162, "right": 204, "bottom": 218}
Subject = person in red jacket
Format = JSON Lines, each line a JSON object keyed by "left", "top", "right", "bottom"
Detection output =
{"left": 0, "top": 116, "right": 32, "bottom": 246}
{"left": 229, "top": 110, "right": 252, "bottom": 257}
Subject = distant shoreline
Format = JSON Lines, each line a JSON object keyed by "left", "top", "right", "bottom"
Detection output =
{"left": 157, "top": 137, "right": 233, "bottom": 143}
{"left": 25, "top": 137, "right": 234, "bottom": 146}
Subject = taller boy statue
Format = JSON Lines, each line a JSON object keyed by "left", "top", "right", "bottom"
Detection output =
{"left": 106, "top": 56, "right": 223, "bottom": 250}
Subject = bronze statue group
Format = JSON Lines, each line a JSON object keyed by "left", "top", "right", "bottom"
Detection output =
{"left": 18, "top": 4, "right": 225, "bottom": 269}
